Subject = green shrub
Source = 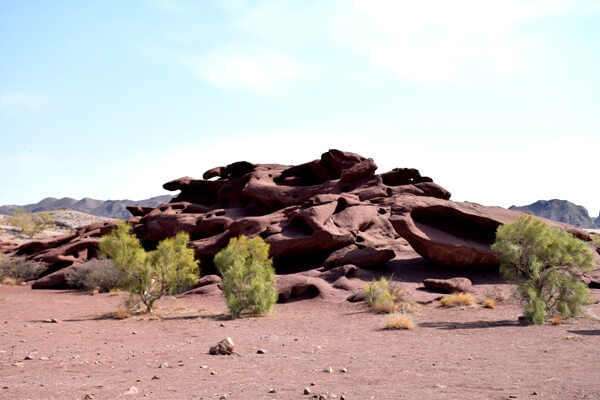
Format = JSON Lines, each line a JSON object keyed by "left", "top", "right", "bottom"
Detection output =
{"left": 98, "top": 223, "right": 200, "bottom": 313}
{"left": 492, "top": 216, "right": 594, "bottom": 324}
{"left": 0, "top": 256, "right": 47, "bottom": 283}
{"left": 365, "top": 276, "right": 410, "bottom": 313}
{"left": 66, "top": 259, "right": 126, "bottom": 292}
{"left": 6, "top": 210, "right": 54, "bottom": 238}
{"left": 214, "top": 235, "right": 277, "bottom": 318}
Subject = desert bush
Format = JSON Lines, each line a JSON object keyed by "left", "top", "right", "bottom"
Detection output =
{"left": 383, "top": 312, "right": 415, "bottom": 330}
{"left": 0, "top": 257, "right": 46, "bottom": 282}
{"left": 482, "top": 298, "right": 496, "bottom": 309}
{"left": 439, "top": 292, "right": 475, "bottom": 307}
{"left": 591, "top": 233, "right": 600, "bottom": 248}
{"left": 6, "top": 210, "right": 54, "bottom": 238}
{"left": 492, "top": 216, "right": 593, "bottom": 324}
{"left": 213, "top": 235, "right": 277, "bottom": 318}
{"left": 99, "top": 222, "right": 200, "bottom": 313}
{"left": 365, "top": 276, "right": 410, "bottom": 313}
{"left": 66, "top": 259, "right": 126, "bottom": 292}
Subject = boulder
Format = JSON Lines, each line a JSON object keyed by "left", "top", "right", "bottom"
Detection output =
{"left": 423, "top": 278, "right": 473, "bottom": 293}
{"left": 209, "top": 337, "right": 236, "bottom": 355}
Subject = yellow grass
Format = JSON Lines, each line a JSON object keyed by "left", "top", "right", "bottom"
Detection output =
{"left": 113, "top": 309, "right": 131, "bottom": 320}
{"left": 551, "top": 316, "right": 563, "bottom": 325}
{"left": 439, "top": 292, "right": 475, "bottom": 307}
{"left": 482, "top": 298, "right": 496, "bottom": 309}
{"left": 383, "top": 312, "right": 415, "bottom": 330}
{"left": 1, "top": 277, "right": 22, "bottom": 286}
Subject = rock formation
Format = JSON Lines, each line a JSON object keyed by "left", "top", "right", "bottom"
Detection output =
{"left": 6, "top": 149, "right": 597, "bottom": 292}
{"left": 510, "top": 199, "right": 598, "bottom": 229}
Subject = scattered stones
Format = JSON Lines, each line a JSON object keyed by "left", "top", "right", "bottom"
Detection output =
{"left": 304, "top": 387, "right": 312, "bottom": 395}
{"left": 209, "top": 337, "right": 236, "bottom": 355}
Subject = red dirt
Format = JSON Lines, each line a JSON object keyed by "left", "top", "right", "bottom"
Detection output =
{"left": 1, "top": 285, "right": 599, "bottom": 400}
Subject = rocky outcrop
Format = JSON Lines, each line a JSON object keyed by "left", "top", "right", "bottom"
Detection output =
{"left": 423, "top": 278, "right": 472, "bottom": 293}
{"left": 510, "top": 200, "right": 598, "bottom": 229}
{"left": 6, "top": 149, "right": 596, "bottom": 291}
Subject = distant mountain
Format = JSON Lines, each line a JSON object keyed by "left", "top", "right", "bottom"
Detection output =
{"left": 509, "top": 199, "right": 598, "bottom": 229}
{"left": 0, "top": 195, "right": 173, "bottom": 220}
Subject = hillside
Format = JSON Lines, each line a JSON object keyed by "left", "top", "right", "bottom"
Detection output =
{"left": 509, "top": 199, "right": 598, "bottom": 229}
{"left": 0, "top": 195, "right": 173, "bottom": 220}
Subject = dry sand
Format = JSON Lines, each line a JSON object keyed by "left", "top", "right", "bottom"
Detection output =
{"left": 0, "top": 284, "right": 599, "bottom": 400}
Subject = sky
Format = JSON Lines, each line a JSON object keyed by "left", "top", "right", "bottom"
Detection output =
{"left": 1, "top": 0, "right": 599, "bottom": 217}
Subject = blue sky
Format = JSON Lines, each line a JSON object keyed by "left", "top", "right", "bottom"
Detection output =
{"left": 1, "top": 0, "right": 599, "bottom": 216}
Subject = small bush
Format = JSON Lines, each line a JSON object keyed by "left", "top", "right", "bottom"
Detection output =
{"left": 483, "top": 286, "right": 505, "bottom": 303}
{"left": 492, "top": 216, "right": 593, "bottom": 324}
{"left": 383, "top": 312, "right": 414, "bottom": 330}
{"left": 1, "top": 276, "right": 20, "bottom": 286}
{"left": 0, "top": 257, "right": 46, "bottom": 281}
{"left": 440, "top": 292, "right": 475, "bottom": 307}
{"left": 113, "top": 308, "right": 131, "bottom": 320}
{"left": 365, "top": 276, "right": 410, "bottom": 313}
{"left": 66, "top": 259, "right": 126, "bottom": 293}
{"left": 551, "top": 316, "right": 563, "bottom": 325}
{"left": 214, "top": 235, "right": 277, "bottom": 318}
{"left": 482, "top": 298, "right": 496, "bottom": 309}
{"left": 6, "top": 210, "right": 54, "bottom": 238}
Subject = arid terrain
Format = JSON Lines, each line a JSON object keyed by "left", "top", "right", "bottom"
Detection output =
{"left": 1, "top": 280, "right": 600, "bottom": 400}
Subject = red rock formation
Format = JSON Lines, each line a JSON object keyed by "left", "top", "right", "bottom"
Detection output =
{"left": 6, "top": 149, "right": 596, "bottom": 291}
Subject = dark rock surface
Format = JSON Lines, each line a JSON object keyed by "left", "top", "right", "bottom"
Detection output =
{"left": 510, "top": 199, "right": 598, "bottom": 229}
{"left": 423, "top": 278, "right": 473, "bottom": 293}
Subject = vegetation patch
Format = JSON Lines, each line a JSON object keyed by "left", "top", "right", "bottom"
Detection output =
{"left": 365, "top": 276, "right": 412, "bottom": 313}
{"left": 492, "top": 216, "right": 593, "bottom": 324}
{"left": 439, "top": 292, "right": 475, "bottom": 307}
{"left": 383, "top": 312, "right": 415, "bottom": 330}
{"left": 214, "top": 235, "right": 277, "bottom": 319}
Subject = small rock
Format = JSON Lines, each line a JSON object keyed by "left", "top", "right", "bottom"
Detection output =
{"left": 151, "top": 375, "right": 159, "bottom": 380}
{"left": 24, "top": 354, "right": 35, "bottom": 360}
{"left": 219, "top": 396, "right": 227, "bottom": 400}
{"left": 83, "top": 394, "right": 94, "bottom": 400}
{"left": 304, "top": 387, "right": 311, "bottom": 395}
{"left": 159, "top": 362, "right": 168, "bottom": 369}
{"left": 340, "top": 395, "right": 346, "bottom": 400}
{"left": 43, "top": 318, "right": 59, "bottom": 323}
{"left": 508, "top": 396, "right": 517, "bottom": 399}
{"left": 219, "top": 322, "right": 225, "bottom": 327}
{"left": 132, "top": 331, "right": 137, "bottom": 335}
{"left": 310, "top": 382, "right": 316, "bottom": 386}
{"left": 323, "top": 366, "right": 333, "bottom": 373}
{"left": 268, "top": 388, "right": 276, "bottom": 393}
{"left": 200, "top": 365, "right": 208, "bottom": 369}
{"left": 124, "top": 386, "right": 139, "bottom": 395}
{"left": 340, "top": 367, "right": 347, "bottom": 373}
{"left": 209, "top": 337, "right": 236, "bottom": 355}
{"left": 210, "top": 371, "right": 216, "bottom": 375}
{"left": 257, "top": 349, "right": 266, "bottom": 354}
{"left": 40, "top": 356, "right": 49, "bottom": 361}
{"left": 532, "top": 391, "right": 538, "bottom": 395}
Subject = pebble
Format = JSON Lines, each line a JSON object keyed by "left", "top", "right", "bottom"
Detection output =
{"left": 124, "top": 386, "right": 139, "bottom": 396}
{"left": 24, "top": 354, "right": 35, "bottom": 360}
{"left": 159, "top": 362, "right": 168, "bottom": 369}
{"left": 304, "top": 387, "right": 311, "bottom": 395}
{"left": 268, "top": 387, "right": 276, "bottom": 393}
{"left": 200, "top": 365, "right": 208, "bottom": 369}
{"left": 151, "top": 375, "right": 159, "bottom": 380}
{"left": 257, "top": 349, "right": 266, "bottom": 354}
{"left": 83, "top": 394, "right": 94, "bottom": 400}
{"left": 323, "top": 366, "right": 333, "bottom": 373}
{"left": 340, "top": 368, "right": 347, "bottom": 373}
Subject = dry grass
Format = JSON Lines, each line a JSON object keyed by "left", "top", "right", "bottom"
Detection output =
{"left": 365, "top": 276, "right": 412, "bottom": 314}
{"left": 383, "top": 312, "right": 415, "bottom": 330}
{"left": 1, "top": 276, "right": 22, "bottom": 286}
{"left": 113, "top": 309, "right": 131, "bottom": 320}
{"left": 551, "top": 316, "right": 563, "bottom": 325}
{"left": 439, "top": 292, "right": 475, "bottom": 307}
{"left": 482, "top": 298, "right": 496, "bottom": 309}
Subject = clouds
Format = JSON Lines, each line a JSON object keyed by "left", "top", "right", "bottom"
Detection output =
{"left": 190, "top": 45, "right": 312, "bottom": 94}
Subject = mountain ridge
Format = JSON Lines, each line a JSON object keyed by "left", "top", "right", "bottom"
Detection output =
{"left": 0, "top": 195, "right": 173, "bottom": 220}
{"left": 509, "top": 199, "right": 599, "bottom": 229}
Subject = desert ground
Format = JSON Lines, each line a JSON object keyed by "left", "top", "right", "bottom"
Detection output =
{"left": 1, "top": 280, "right": 600, "bottom": 400}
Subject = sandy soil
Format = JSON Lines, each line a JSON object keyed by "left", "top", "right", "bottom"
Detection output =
{"left": 1, "top": 284, "right": 599, "bottom": 400}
